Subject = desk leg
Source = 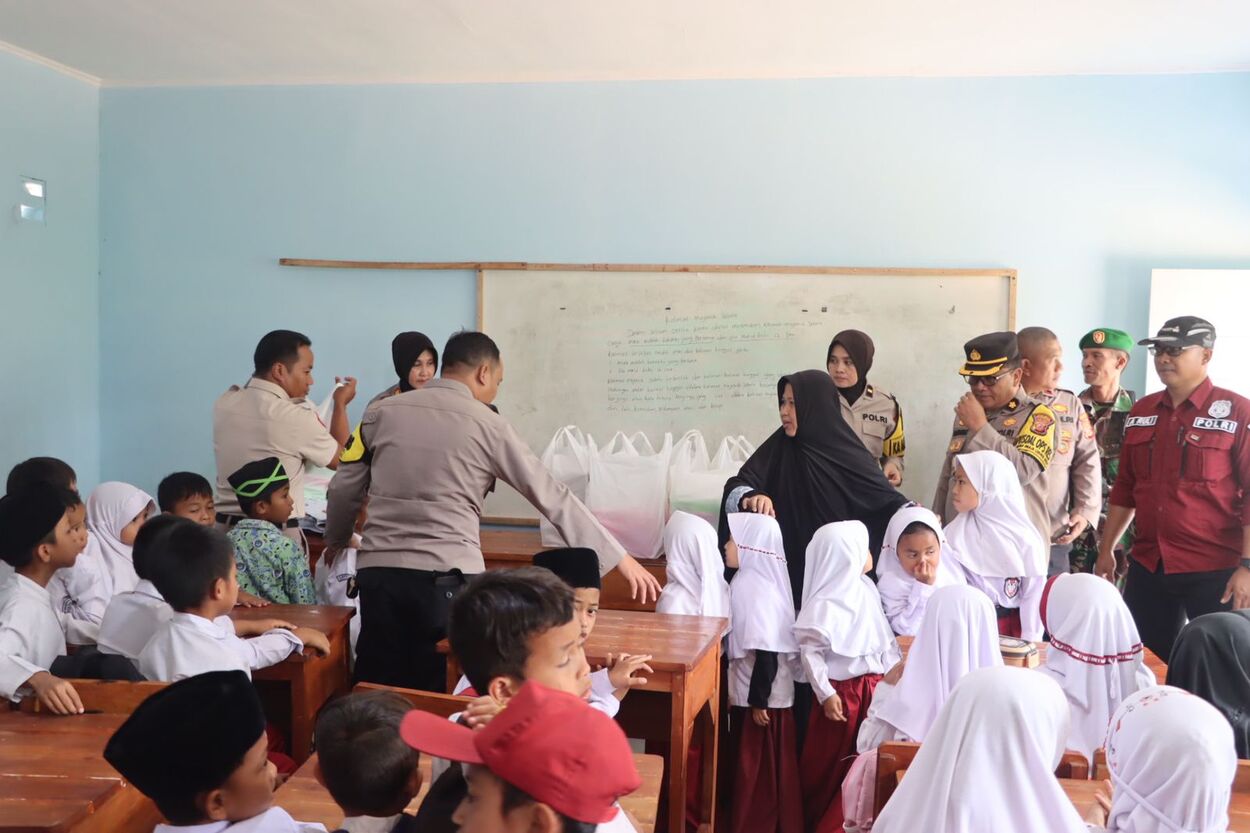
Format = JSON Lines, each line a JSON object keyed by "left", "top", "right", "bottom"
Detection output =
{"left": 697, "top": 642, "right": 721, "bottom": 833}
{"left": 669, "top": 673, "right": 692, "bottom": 833}
{"left": 290, "top": 671, "right": 313, "bottom": 763}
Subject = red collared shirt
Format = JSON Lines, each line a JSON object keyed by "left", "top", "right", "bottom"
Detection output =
{"left": 1109, "top": 377, "right": 1250, "bottom": 574}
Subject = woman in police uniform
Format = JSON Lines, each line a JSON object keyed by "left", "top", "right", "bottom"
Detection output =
{"left": 826, "top": 330, "right": 906, "bottom": 486}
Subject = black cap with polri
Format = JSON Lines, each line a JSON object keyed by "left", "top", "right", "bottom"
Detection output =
{"left": 1138, "top": 316, "right": 1216, "bottom": 349}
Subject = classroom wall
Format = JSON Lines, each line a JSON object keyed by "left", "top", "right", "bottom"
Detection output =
{"left": 98, "top": 73, "right": 1250, "bottom": 493}
{"left": 0, "top": 50, "right": 100, "bottom": 490}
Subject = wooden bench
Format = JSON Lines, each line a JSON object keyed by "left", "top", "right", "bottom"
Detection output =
{"left": 17, "top": 679, "right": 168, "bottom": 715}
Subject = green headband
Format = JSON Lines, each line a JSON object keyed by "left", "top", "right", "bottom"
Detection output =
{"left": 232, "top": 460, "right": 289, "bottom": 498}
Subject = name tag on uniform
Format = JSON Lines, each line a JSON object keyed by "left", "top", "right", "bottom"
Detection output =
{"left": 1126, "top": 416, "right": 1158, "bottom": 428}
{"left": 862, "top": 413, "right": 888, "bottom": 425}
{"left": 1192, "top": 417, "right": 1238, "bottom": 434}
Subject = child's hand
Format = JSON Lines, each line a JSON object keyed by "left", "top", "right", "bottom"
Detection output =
{"left": 883, "top": 659, "right": 906, "bottom": 686}
{"left": 235, "top": 618, "right": 296, "bottom": 637}
{"left": 28, "top": 671, "right": 84, "bottom": 715}
{"left": 606, "top": 653, "right": 653, "bottom": 692}
{"left": 913, "top": 557, "right": 937, "bottom": 586}
{"left": 463, "top": 695, "right": 503, "bottom": 729}
{"left": 293, "top": 627, "right": 331, "bottom": 656}
{"left": 1083, "top": 780, "right": 1113, "bottom": 826}
{"left": 821, "top": 692, "right": 846, "bottom": 722}
{"left": 235, "top": 591, "right": 271, "bottom": 607}
{"left": 751, "top": 707, "right": 771, "bottom": 727}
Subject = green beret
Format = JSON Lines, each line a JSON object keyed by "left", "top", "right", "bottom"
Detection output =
{"left": 1079, "top": 328, "right": 1133, "bottom": 352}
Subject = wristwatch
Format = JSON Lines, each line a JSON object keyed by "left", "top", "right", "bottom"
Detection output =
{"left": 1241, "top": 557, "right": 1250, "bottom": 571}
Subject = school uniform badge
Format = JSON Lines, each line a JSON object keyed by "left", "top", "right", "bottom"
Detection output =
{"left": 1003, "top": 578, "right": 1021, "bottom": 599}
{"left": 1210, "top": 400, "right": 1232, "bottom": 418}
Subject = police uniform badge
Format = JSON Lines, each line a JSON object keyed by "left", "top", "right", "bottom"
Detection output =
{"left": 1210, "top": 400, "right": 1232, "bottom": 419}
{"left": 1015, "top": 405, "right": 1057, "bottom": 468}
{"left": 1003, "top": 577, "right": 1021, "bottom": 599}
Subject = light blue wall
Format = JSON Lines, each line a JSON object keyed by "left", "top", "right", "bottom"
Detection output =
{"left": 98, "top": 74, "right": 1250, "bottom": 493}
{"left": 0, "top": 52, "right": 99, "bottom": 490}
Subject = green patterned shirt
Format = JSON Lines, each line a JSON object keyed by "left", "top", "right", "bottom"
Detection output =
{"left": 227, "top": 518, "right": 316, "bottom": 604}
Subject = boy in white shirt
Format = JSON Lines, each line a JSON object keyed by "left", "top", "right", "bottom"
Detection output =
{"left": 104, "top": 669, "right": 327, "bottom": 832}
{"left": 138, "top": 523, "right": 330, "bottom": 681}
{"left": 97, "top": 514, "right": 184, "bottom": 660}
{"left": 0, "top": 483, "right": 88, "bottom": 713}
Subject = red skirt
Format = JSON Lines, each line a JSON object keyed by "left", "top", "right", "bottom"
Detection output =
{"left": 799, "top": 674, "right": 882, "bottom": 833}
{"left": 729, "top": 707, "right": 803, "bottom": 833}
{"left": 997, "top": 608, "right": 1022, "bottom": 638}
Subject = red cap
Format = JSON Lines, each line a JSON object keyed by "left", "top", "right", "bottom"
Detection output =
{"left": 399, "top": 682, "right": 640, "bottom": 824}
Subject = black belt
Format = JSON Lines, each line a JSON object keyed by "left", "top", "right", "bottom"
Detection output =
{"left": 216, "top": 512, "right": 301, "bottom": 530}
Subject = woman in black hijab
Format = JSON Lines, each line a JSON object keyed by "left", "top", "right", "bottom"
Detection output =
{"left": 369, "top": 331, "right": 438, "bottom": 404}
{"left": 827, "top": 329, "right": 907, "bottom": 487}
{"left": 1166, "top": 610, "right": 1250, "bottom": 757}
{"left": 719, "top": 369, "right": 907, "bottom": 605}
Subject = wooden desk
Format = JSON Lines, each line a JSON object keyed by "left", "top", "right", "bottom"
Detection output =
{"left": 1061, "top": 778, "right": 1250, "bottom": 832}
{"left": 0, "top": 712, "right": 162, "bottom": 833}
{"left": 230, "top": 604, "right": 356, "bottom": 763}
{"left": 442, "top": 609, "right": 727, "bottom": 833}
{"left": 275, "top": 751, "right": 665, "bottom": 833}
{"left": 895, "top": 635, "right": 1168, "bottom": 680}
{"left": 305, "top": 527, "right": 669, "bottom": 612}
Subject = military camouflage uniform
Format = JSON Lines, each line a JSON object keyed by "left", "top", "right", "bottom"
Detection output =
{"left": 1069, "top": 387, "right": 1137, "bottom": 575}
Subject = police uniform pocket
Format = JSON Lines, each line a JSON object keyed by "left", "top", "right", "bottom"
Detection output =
{"left": 1122, "top": 429, "right": 1154, "bottom": 480}
{"left": 859, "top": 417, "right": 890, "bottom": 439}
{"left": 1182, "top": 428, "right": 1235, "bottom": 482}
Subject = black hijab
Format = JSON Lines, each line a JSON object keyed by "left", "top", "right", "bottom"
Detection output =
{"left": 718, "top": 369, "right": 906, "bottom": 605}
{"left": 1166, "top": 610, "right": 1250, "bottom": 758}
{"left": 828, "top": 330, "right": 875, "bottom": 406}
{"left": 392, "top": 332, "right": 438, "bottom": 393}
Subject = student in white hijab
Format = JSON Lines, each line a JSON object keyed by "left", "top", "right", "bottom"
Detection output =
{"left": 725, "top": 512, "right": 803, "bottom": 833}
{"left": 1040, "top": 572, "right": 1156, "bottom": 766}
{"left": 874, "top": 666, "right": 1089, "bottom": 833}
{"left": 857, "top": 584, "right": 1001, "bottom": 753}
{"left": 795, "top": 520, "right": 900, "bottom": 833}
{"left": 657, "top": 511, "right": 731, "bottom": 622}
{"left": 49, "top": 482, "right": 155, "bottom": 636}
{"left": 942, "top": 450, "right": 1048, "bottom": 641}
{"left": 1091, "top": 686, "right": 1238, "bottom": 833}
{"left": 877, "top": 504, "right": 967, "bottom": 636}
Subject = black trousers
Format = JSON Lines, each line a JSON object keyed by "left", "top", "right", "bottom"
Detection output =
{"left": 353, "top": 566, "right": 467, "bottom": 692}
{"left": 1123, "top": 558, "right": 1234, "bottom": 661}
{"left": 51, "top": 646, "right": 143, "bottom": 681}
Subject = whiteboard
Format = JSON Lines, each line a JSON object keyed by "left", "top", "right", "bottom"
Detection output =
{"left": 480, "top": 266, "right": 1016, "bottom": 522}
{"left": 1148, "top": 269, "right": 1250, "bottom": 396}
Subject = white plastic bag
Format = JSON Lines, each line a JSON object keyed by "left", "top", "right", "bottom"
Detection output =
{"left": 669, "top": 434, "right": 756, "bottom": 528}
{"left": 586, "top": 431, "right": 673, "bottom": 559}
{"left": 539, "top": 426, "right": 598, "bottom": 547}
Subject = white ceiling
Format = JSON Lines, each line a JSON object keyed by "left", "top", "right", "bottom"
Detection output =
{"left": 2, "top": 0, "right": 1249, "bottom": 87}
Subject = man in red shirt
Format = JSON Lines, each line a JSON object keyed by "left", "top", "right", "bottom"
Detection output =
{"left": 1097, "top": 316, "right": 1250, "bottom": 658}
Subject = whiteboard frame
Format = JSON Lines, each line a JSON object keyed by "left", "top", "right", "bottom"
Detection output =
{"left": 474, "top": 262, "right": 1017, "bottom": 526}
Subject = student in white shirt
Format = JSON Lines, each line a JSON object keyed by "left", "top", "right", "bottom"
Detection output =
{"left": 943, "top": 450, "right": 1048, "bottom": 641}
{"left": 794, "top": 520, "right": 900, "bottom": 833}
{"left": 857, "top": 584, "right": 1001, "bottom": 753}
{"left": 51, "top": 480, "right": 156, "bottom": 636}
{"left": 97, "top": 514, "right": 185, "bottom": 660}
{"left": 138, "top": 523, "right": 330, "bottom": 681}
{"left": 873, "top": 666, "right": 1088, "bottom": 833}
{"left": 725, "top": 513, "right": 804, "bottom": 833}
{"left": 0, "top": 483, "right": 88, "bottom": 714}
{"left": 876, "top": 504, "right": 967, "bottom": 636}
{"left": 314, "top": 691, "right": 423, "bottom": 833}
{"left": 1039, "top": 572, "right": 1156, "bottom": 766}
{"left": 656, "top": 511, "right": 731, "bottom": 621}
{"left": 1088, "top": 685, "right": 1238, "bottom": 833}
{"left": 104, "top": 670, "right": 327, "bottom": 832}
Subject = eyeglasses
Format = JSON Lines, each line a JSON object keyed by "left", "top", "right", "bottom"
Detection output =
{"left": 966, "top": 373, "right": 1006, "bottom": 387}
{"left": 1148, "top": 345, "right": 1201, "bottom": 358}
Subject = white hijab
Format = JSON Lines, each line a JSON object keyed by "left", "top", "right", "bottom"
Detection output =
{"left": 726, "top": 513, "right": 797, "bottom": 660}
{"left": 874, "top": 584, "right": 1002, "bottom": 743}
{"left": 1105, "top": 686, "right": 1237, "bottom": 833}
{"left": 943, "top": 450, "right": 1047, "bottom": 577}
{"left": 657, "top": 511, "right": 731, "bottom": 624}
{"left": 1040, "top": 572, "right": 1156, "bottom": 763}
{"left": 877, "top": 504, "right": 966, "bottom": 617}
{"left": 793, "top": 521, "right": 896, "bottom": 660}
{"left": 874, "top": 666, "right": 1088, "bottom": 833}
{"left": 86, "top": 481, "right": 154, "bottom": 597}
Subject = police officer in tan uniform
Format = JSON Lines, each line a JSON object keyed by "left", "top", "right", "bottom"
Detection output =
{"left": 827, "top": 330, "right": 906, "bottom": 486}
{"left": 933, "top": 331, "right": 1058, "bottom": 546}
{"left": 1017, "top": 327, "right": 1103, "bottom": 576}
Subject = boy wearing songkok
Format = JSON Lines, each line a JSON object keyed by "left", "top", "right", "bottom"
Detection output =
{"left": 104, "top": 669, "right": 326, "bottom": 832}
{"left": 402, "top": 680, "right": 641, "bottom": 833}
{"left": 227, "top": 458, "right": 316, "bottom": 604}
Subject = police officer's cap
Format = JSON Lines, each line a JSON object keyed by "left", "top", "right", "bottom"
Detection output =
{"left": 958, "top": 332, "right": 1019, "bottom": 377}
{"left": 1137, "top": 316, "right": 1216, "bottom": 350}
